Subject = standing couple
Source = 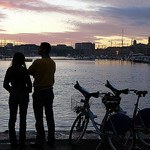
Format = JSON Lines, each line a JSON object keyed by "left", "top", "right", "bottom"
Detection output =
{"left": 3, "top": 42, "right": 56, "bottom": 149}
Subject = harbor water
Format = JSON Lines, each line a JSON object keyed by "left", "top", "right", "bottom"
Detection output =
{"left": 0, "top": 59, "right": 150, "bottom": 132}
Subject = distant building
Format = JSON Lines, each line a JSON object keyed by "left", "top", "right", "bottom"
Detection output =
{"left": 51, "top": 44, "right": 74, "bottom": 56}
{"left": 13, "top": 44, "right": 38, "bottom": 56}
{"left": 96, "top": 46, "right": 130, "bottom": 57}
{"left": 5, "top": 43, "right": 13, "bottom": 56}
{"left": 0, "top": 36, "right": 150, "bottom": 58}
{"left": 130, "top": 37, "right": 150, "bottom": 56}
{"left": 0, "top": 46, "right": 7, "bottom": 57}
{"left": 133, "top": 40, "right": 137, "bottom": 46}
{"left": 6, "top": 43, "right": 13, "bottom": 48}
{"left": 75, "top": 42, "right": 95, "bottom": 56}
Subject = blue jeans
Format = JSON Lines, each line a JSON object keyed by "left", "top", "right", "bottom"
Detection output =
{"left": 9, "top": 93, "right": 29, "bottom": 145}
{"left": 33, "top": 88, "right": 55, "bottom": 145}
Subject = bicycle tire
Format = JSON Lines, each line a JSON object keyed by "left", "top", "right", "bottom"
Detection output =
{"left": 108, "top": 128, "right": 135, "bottom": 150}
{"left": 137, "top": 128, "right": 150, "bottom": 147}
{"left": 69, "top": 114, "right": 89, "bottom": 145}
{"left": 135, "top": 108, "right": 150, "bottom": 147}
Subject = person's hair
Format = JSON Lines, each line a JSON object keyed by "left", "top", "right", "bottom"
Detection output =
{"left": 11, "top": 52, "right": 26, "bottom": 68}
{"left": 40, "top": 42, "right": 51, "bottom": 53}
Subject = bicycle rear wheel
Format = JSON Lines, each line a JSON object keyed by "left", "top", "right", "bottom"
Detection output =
{"left": 137, "top": 128, "right": 150, "bottom": 147}
{"left": 108, "top": 128, "right": 135, "bottom": 150}
{"left": 69, "top": 114, "right": 89, "bottom": 145}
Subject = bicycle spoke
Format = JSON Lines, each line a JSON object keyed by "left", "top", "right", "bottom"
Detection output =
{"left": 137, "top": 128, "right": 150, "bottom": 147}
{"left": 108, "top": 128, "right": 134, "bottom": 150}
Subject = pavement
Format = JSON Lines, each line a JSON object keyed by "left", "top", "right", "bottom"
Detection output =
{"left": 0, "top": 140, "right": 101, "bottom": 150}
{"left": 0, "top": 130, "right": 100, "bottom": 150}
{"left": 0, "top": 131, "right": 150, "bottom": 150}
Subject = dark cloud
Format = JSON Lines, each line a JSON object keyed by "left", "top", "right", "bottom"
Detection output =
{"left": 64, "top": 17, "right": 150, "bottom": 43}
{"left": 0, "top": 0, "right": 92, "bottom": 17}
{"left": 76, "top": 0, "right": 150, "bottom": 7}
{"left": 99, "top": 6, "right": 150, "bottom": 26}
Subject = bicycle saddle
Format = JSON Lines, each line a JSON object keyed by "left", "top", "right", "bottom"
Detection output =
{"left": 74, "top": 81, "right": 99, "bottom": 98}
{"left": 105, "top": 80, "right": 129, "bottom": 96}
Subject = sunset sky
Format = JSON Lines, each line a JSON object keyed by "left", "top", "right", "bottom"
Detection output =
{"left": 0, "top": 0, "right": 150, "bottom": 47}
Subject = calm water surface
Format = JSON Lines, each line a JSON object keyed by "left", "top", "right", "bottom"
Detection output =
{"left": 0, "top": 59, "right": 150, "bottom": 131}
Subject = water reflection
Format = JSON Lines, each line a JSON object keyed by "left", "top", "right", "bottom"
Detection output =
{"left": 0, "top": 60, "right": 150, "bottom": 131}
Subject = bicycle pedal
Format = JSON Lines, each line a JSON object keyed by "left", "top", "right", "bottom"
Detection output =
{"left": 86, "top": 130, "right": 95, "bottom": 134}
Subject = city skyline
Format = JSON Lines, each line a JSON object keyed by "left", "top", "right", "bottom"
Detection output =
{"left": 0, "top": 0, "right": 150, "bottom": 48}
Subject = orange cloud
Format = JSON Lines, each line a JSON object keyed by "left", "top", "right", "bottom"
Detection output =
{"left": 0, "top": 1, "right": 14, "bottom": 8}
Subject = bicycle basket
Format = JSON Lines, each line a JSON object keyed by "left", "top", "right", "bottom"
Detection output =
{"left": 71, "top": 94, "right": 85, "bottom": 113}
{"left": 71, "top": 94, "right": 92, "bottom": 114}
{"left": 102, "top": 93, "right": 121, "bottom": 110}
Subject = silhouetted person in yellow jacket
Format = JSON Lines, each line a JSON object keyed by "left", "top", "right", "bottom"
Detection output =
{"left": 28, "top": 42, "right": 56, "bottom": 148}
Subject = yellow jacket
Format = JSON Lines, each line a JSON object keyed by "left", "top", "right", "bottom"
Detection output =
{"left": 28, "top": 58, "right": 56, "bottom": 91}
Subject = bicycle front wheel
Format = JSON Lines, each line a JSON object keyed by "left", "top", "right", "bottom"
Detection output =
{"left": 108, "top": 128, "right": 135, "bottom": 150}
{"left": 69, "top": 114, "right": 89, "bottom": 145}
{"left": 137, "top": 128, "right": 150, "bottom": 147}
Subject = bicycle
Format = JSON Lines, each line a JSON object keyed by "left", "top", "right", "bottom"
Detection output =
{"left": 104, "top": 81, "right": 150, "bottom": 148}
{"left": 69, "top": 81, "right": 134, "bottom": 150}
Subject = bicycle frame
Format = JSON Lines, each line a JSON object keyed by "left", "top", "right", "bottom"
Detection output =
{"left": 76, "top": 87, "right": 132, "bottom": 137}
{"left": 77, "top": 96, "right": 103, "bottom": 135}
{"left": 104, "top": 81, "right": 149, "bottom": 130}
{"left": 132, "top": 92, "right": 150, "bottom": 129}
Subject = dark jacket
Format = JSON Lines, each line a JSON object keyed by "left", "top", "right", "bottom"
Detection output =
{"left": 3, "top": 66, "right": 32, "bottom": 93}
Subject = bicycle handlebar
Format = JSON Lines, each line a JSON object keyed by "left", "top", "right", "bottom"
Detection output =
{"left": 74, "top": 81, "right": 148, "bottom": 99}
{"left": 105, "top": 80, "right": 148, "bottom": 97}
{"left": 129, "top": 89, "right": 148, "bottom": 97}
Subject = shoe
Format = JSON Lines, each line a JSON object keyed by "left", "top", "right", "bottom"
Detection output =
{"left": 19, "top": 144, "right": 26, "bottom": 150}
{"left": 46, "top": 140, "right": 55, "bottom": 147}
{"left": 30, "top": 143, "right": 44, "bottom": 149}
{"left": 134, "top": 146, "right": 141, "bottom": 150}
{"left": 10, "top": 143, "right": 19, "bottom": 149}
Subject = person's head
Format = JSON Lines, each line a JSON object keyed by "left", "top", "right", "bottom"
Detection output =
{"left": 12, "top": 52, "right": 26, "bottom": 67}
{"left": 38, "top": 42, "right": 51, "bottom": 56}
